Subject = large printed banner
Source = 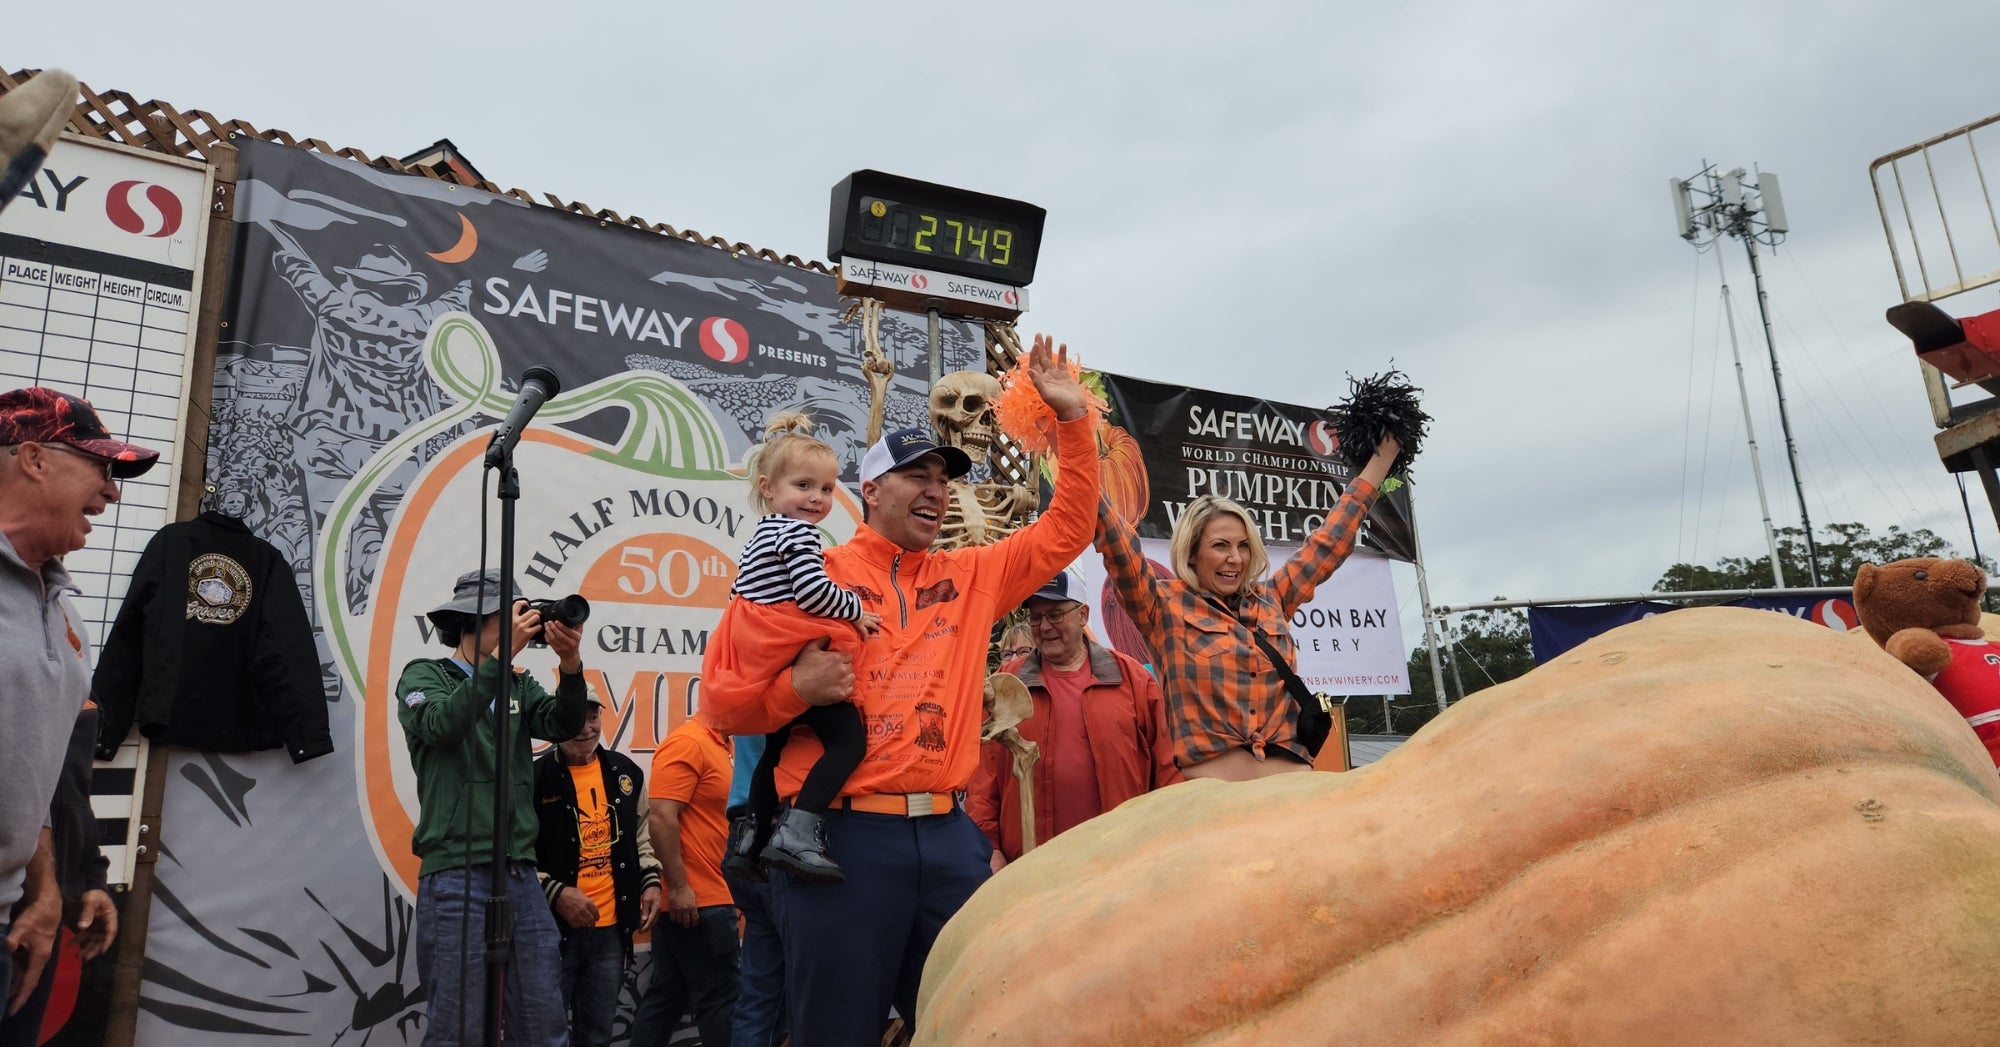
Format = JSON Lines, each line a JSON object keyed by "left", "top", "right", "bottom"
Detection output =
{"left": 1070, "top": 545, "right": 1409, "bottom": 694}
{"left": 136, "top": 139, "right": 980, "bottom": 1044}
{"left": 1527, "top": 592, "right": 1859, "bottom": 663}
{"left": 1092, "top": 370, "right": 1418, "bottom": 562}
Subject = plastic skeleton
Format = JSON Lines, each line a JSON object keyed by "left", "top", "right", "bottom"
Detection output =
{"left": 982, "top": 672, "right": 1040, "bottom": 854}
{"left": 930, "top": 370, "right": 1036, "bottom": 551}
{"left": 851, "top": 301, "right": 1033, "bottom": 552}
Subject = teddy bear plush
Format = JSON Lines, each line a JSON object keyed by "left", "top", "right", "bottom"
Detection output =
{"left": 1852, "top": 556, "right": 2000, "bottom": 767}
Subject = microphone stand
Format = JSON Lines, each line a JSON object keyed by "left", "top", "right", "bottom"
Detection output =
{"left": 482, "top": 452, "right": 520, "bottom": 1047}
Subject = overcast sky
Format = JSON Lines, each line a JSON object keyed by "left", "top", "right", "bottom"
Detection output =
{"left": 20, "top": 0, "right": 2000, "bottom": 662}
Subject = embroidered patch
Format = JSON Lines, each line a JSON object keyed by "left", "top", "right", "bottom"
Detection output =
{"left": 64, "top": 618, "right": 82, "bottom": 654}
{"left": 914, "top": 578, "right": 960, "bottom": 609}
{"left": 618, "top": 773, "right": 634, "bottom": 796}
{"left": 405, "top": 691, "right": 427, "bottom": 707}
{"left": 186, "top": 553, "right": 253, "bottom": 625}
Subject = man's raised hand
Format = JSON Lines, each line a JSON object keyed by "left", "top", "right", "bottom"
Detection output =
{"left": 1026, "top": 333, "right": 1088, "bottom": 422}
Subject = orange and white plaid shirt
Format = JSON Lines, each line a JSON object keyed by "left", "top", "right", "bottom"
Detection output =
{"left": 1095, "top": 478, "right": 1380, "bottom": 768}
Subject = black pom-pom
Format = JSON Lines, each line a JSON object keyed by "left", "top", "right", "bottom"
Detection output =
{"left": 1327, "top": 368, "right": 1428, "bottom": 478}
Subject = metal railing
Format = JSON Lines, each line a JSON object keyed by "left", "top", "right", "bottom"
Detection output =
{"left": 1871, "top": 111, "right": 2000, "bottom": 303}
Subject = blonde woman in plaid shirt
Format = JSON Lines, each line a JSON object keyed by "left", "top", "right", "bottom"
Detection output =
{"left": 1095, "top": 435, "right": 1399, "bottom": 782}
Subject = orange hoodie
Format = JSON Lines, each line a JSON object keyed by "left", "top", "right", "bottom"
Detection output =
{"left": 699, "top": 415, "right": 1100, "bottom": 800}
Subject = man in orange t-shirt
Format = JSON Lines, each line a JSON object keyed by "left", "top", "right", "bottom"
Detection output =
{"left": 629, "top": 716, "right": 738, "bottom": 1046}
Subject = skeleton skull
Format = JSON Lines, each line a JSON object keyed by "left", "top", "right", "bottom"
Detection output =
{"left": 930, "top": 370, "right": 1001, "bottom": 467}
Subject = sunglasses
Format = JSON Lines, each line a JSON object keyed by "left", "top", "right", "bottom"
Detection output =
{"left": 41, "top": 443, "right": 115, "bottom": 483}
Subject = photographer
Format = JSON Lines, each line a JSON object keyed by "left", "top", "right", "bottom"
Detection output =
{"left": 398, "top": 569, "right": 587, "bottom": 1047}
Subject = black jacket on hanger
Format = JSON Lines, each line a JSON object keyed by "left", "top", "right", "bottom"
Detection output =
{"left": 93, "top": 511, "right": 332, "bottom": 763}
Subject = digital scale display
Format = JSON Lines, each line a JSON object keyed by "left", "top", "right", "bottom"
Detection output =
{"left": 829, "top": 171, "right": 1045, "bottom": 284}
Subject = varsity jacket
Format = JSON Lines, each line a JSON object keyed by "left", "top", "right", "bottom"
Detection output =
{"left": 533, "top": 746, "right": 662, "bottom": 950}
{"left": 92, "top": 511, "right": 330, "bottom": 762}
{"left": 699, "top": 414, "right": 1100, "bottom": 800}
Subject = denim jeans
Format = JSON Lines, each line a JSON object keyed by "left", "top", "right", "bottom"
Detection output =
{"left": 726, "top": 869, "right": 788, "bottom": 1047}
{"left": 627, "top": 904, "right": 738, "bottom": 1047}
{"left": 414, "top": 862, "right": 567, "bottom": 1047}
{"left": 558, "top": 924, "right": 624, "bottom": 1047}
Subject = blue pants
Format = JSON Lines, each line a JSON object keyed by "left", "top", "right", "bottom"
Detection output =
{"left": 628, "top": 904, "right": 738, "bottom": 1047}
{"left": 771, "top": 807, "right": 991, "bottom": 1047}
{"left": 726, "top": 868, "right": 788, "bottom": 1047}
{"left": 414, "top": 863, "right": 568, "bottom": 1047}
{"left": 557, "top": 924, "right": 624, "bottom": 1047}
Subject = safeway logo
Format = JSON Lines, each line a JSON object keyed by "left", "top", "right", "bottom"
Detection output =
{"left": 1811, "top": 598, "right": 1859, "bottom": 632}
{"left": 1307, "top": 420, "right": 1340, "bottom": 458}
{"left": 696, "top": 317, "right": 750, "bottom": 364}
{"left": 104, "top": 180, "right": 183, "bottom": 238}
{"left": 910, "top": 273, "right": 929, "bottom": 290}
{"left": 1002, "top": 289, "right": 1018, "bottom": 306}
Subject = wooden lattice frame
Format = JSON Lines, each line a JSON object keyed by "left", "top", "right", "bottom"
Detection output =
{"left": 983, "top": 321, "right": 1034, "bottom": 491}
{"left": 2, "top": 66, "right": 834, "bottom": 273}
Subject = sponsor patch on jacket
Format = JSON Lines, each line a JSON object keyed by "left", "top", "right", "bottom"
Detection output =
{"left": 405, "top": 691, "right": 427, "bottom": 707}
{"left": 851, "top": 584, "right": 884, "bottom": 604}
{"left": 186, "top": 553, "right": 253, "bottom": 625}
{"left": 914, "top": 578, "right": 959, "bottom": 609}
{"left": 617, "top": 773, "right": 634, "bottom": 796}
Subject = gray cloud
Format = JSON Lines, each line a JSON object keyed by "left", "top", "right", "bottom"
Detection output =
{"left": 21, "top": 0, "right": 2000, "bottom": 656}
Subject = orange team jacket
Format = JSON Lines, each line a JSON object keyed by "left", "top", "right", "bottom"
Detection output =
{"left": 699, "top": 414, "right": 1101, "bottom": 801}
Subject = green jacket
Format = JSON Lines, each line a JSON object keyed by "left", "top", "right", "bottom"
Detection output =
{"left": 395, "top": 655, "right": 589, "bottom": 878}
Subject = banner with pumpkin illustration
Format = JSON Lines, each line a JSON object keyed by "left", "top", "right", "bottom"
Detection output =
{"left": 129, "top": 139, "right": 982, "bottom": 1043}
{"left": 1087, "top": 370, "right": 1419, "bottom": 563}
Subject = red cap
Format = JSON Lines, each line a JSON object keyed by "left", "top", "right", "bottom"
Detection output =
{"left": 0, "top": 387, "right": 161, "bottom": 479}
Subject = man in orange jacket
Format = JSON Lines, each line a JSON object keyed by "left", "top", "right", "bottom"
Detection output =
{"left": 969, "top": 569, "right": 1182, "bottom": 867}
{"left": 700, "top": 335, "right": 1098, "bottom": 1047}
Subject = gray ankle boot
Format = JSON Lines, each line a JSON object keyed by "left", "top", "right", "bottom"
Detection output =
{"left": 758, "top": 807, "right": 844, "bottom": 885}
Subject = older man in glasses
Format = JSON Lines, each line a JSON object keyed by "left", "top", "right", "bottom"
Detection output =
{"left": 970, "top": 569, "right": 1182, "bottom": 871}
{"left": 0, "top": 387, "right": 157, "bottom": 1020}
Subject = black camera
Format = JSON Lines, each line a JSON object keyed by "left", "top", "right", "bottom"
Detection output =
{"left": 526, "top": 594, "right": 590, "bottom": 646}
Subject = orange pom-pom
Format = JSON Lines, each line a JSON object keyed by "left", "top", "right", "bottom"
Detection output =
{"left": 995, "top": 354, "right": 1107, "bottom": 456}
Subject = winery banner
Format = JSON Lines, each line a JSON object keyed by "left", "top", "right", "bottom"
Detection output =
{"left": 1527, "top": 592, "right": 1859, "bottom": 663}
{"left": 1091, "top": 370, "right": 1418, "bottom": 562}
{"left": 134, "top": 138, "right": 982, "bottom": 1044}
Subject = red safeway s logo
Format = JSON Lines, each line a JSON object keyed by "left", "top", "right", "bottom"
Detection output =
{"left": 1307, "top": 420, "right": 1340, "bottom": 458}
{"left": 697, "top": 317, "right": 751, "bottom": 364}
{"left": 1812, "top": 598, "right": 1859, "bottom": 632}
{"left": 1002, "top": 289, "right": 1018, "bottom": 306}
{"left": 910, "top": 274, "right": 928, "bottom": 290}
{"left": 105, "top": 181, "right": 183, "bottom": 238}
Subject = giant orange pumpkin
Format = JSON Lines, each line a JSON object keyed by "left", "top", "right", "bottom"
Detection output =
{"left": 916, "top": 608, "right": 2000, "bottom": 1045}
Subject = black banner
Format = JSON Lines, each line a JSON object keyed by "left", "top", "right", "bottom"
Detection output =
{"left": 1094, "top": 371, "right": 1417, "bottom": 561}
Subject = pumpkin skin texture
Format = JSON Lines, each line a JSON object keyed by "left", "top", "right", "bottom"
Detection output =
{"left": 915, "top": 608, "right": 2000, "bottom": 1046}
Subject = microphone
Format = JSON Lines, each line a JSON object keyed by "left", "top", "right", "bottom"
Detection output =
{"left": 484, "top": 366, "right": 562, "bottom": 467}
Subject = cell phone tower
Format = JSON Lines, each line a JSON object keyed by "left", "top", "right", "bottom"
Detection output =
{"left": 1670, "top": 163, "right": 1821, "bottom": 586}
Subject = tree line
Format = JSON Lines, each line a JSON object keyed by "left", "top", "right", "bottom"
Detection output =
{"left": 1338, "top": 522, "right": 1989, "bottom": 736}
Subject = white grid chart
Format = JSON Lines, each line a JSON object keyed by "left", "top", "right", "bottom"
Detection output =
{"left": 0, "top": 248, "right": 195, "bottom": 884}
{"left": 0, "top": 255, "right": 190, "bottom": 640}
